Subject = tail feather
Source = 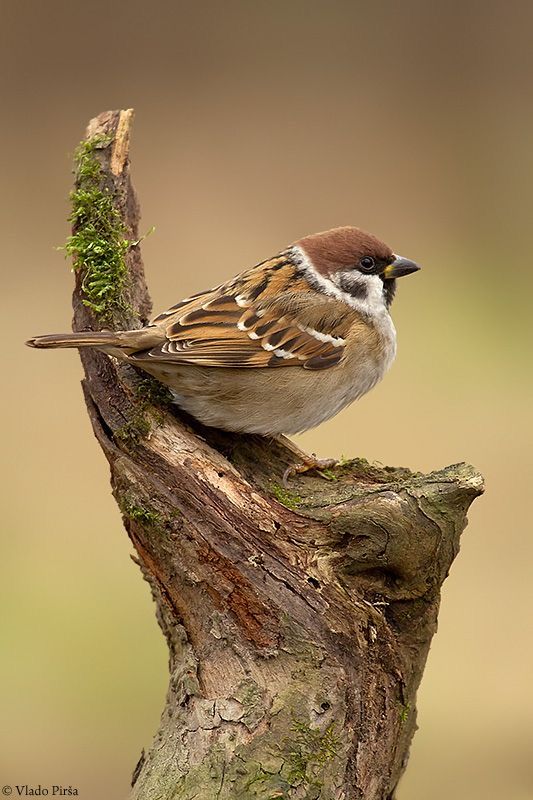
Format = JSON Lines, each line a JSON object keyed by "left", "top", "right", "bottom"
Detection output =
{"left": 26, "top": 331, "right": 127, "bottom": 349}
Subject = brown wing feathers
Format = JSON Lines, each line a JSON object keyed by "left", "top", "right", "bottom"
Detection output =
{"left": 130, "top": 257, "right": 348, "bottom": 370}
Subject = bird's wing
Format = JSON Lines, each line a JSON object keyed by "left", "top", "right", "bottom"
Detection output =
{"left": 131, "top": 256, "right": 351, "bottom": 370}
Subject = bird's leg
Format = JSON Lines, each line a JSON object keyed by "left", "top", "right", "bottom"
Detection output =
{"left": 282, "top": 453, "right": 338, "bottom": 487}
{"left": 282, "top": 456, "right": 338, "bottom": 487}
{"left": 273, "top": 436, "right": 338, "bottom": 486}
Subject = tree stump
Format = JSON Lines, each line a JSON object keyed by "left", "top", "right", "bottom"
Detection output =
{"left": 63, "top": 110, "right": 483, "bottom": 799}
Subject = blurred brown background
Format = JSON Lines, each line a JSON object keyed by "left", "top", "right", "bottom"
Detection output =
{"left": 1, "top": 0, "right": 532, "bottom": 797}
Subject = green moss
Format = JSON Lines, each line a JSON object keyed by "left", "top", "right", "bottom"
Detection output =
{"left": 114, "top": 376, "right": 173, "bottom": 445}
{"left": 64, "top": 133, "right": 131, "bottom": 320}
{"left": 114, "top": 410, "right": 152, "bottom": 444}
{"left": 316, "top": 468, "right": 337, "bottom": 481}
{"left": 120, "top": 496, "right": 162, "bottom": 527}
{"left": 137, "top": 673, "right": 342, "bottom": 798}
{"left": 270, "top": 483, "right": 301, "bottom": 510}
{"left": 284, "top": 720, "right": 339, "bottom": 789}
{"left": 398, "top": 701, "right": 411, "bottom": 724}
{"left": 134, "top": 375, "right": 173, "bottom": 408}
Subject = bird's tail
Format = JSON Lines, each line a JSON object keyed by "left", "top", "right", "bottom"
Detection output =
{"left": 26, "top": 330, "right": 133, "bottom": 350}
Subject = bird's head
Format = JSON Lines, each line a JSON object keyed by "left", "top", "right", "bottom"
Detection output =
{"left": 292, "top": 226, "right": 420, "bottom": 308}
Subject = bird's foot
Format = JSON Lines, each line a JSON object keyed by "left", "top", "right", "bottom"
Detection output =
{"left": 282, "top": 455, "right": 338, "bottom": 487}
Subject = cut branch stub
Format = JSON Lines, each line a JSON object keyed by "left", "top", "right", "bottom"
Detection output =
{"left": 68, "top": 110, "right": 483, "bottom": 800}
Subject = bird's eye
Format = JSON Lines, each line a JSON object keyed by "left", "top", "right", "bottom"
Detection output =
{"left": 359, "top": 256, "right": 375, "bottom": 272}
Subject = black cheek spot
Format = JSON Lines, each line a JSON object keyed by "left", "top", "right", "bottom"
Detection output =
{"left": 337, "top": 274, "right": 368, "bottom": 301}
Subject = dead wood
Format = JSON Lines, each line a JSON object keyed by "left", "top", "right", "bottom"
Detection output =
{"left": 67, "top": 110, "right": 483, "bottom": 800}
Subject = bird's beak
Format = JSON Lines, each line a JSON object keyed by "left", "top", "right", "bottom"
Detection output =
{"left": 382, "top": 255, "right": 421, "bottom": 280}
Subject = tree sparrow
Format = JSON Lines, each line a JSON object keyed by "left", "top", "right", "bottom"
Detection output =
{"left": 27, "top": 226, "right": 420, "bottom": 436}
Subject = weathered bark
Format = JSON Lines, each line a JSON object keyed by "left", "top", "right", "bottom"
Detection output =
{"left": 69, "top": 110, "right": 483, "bottom": 800}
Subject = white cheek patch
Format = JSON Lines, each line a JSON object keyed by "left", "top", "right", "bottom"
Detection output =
{"left": 289, "top": 246, "right": 388, "bottom": 317}
{"left": 289, "top": 247, "right": 360, "bottom": 309}
{"left": 340, "top": 272, "right": 387, "bottom": 313}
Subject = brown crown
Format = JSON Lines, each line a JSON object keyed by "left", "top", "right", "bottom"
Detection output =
{"left": 294, "top": 226, "right": 394, "bottom": 275}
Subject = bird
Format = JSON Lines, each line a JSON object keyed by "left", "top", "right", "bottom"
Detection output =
{"left": 27, "top": 226, "right": 420, "bottom": 440}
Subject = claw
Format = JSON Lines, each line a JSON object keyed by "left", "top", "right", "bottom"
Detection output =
{"left": 282, "top": 456, "right": 338, "bottom": 487}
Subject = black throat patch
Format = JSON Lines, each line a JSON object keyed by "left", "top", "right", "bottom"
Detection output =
{"left": 381, "top": 278, "right": 396, "bottom": 307}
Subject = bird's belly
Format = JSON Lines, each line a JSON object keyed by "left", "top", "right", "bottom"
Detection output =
{"left": 140, "top": 312, "right": 397, "bottom": 435}
{"left": 159, "top": 342, "right": 394, "bottom": 436}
